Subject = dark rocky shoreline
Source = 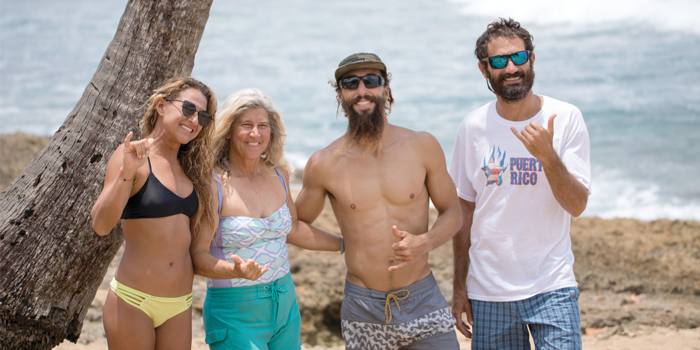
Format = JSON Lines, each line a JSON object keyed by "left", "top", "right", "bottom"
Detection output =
{"left": 2, "top": 132, "right": 699, "bottom": 348}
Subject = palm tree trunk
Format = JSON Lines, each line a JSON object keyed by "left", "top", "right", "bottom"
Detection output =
{"left": 0, "top": 0, "right": 213, "bottom": 348}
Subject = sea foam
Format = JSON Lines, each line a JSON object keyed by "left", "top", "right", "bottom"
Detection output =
{"left": 449, "top": 0, "right": 700, "bottom": 36}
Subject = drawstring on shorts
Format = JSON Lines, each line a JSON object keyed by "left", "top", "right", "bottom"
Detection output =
{"left": 384, "top": 289, "right": 410, "bottom": 324}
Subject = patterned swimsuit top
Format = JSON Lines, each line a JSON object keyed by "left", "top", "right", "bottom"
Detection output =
{"left": 207, "top": 167, "right": 292, "bottom": 288}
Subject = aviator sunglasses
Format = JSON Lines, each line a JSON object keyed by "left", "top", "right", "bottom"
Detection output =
{"left": 339, "top": 74, "right": 386, "bottom": 90}
{"left": 165, "top": 99, "right": 213, "bottom": 126}
{"left": 482, "top": 50, "right": 531, "bottom": 69}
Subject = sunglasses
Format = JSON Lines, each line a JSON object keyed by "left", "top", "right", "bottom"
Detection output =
{"left": 339, "top": 74, "right": 386, "bottom": 90}
{"left": 165, "top": 99, "right": 213, "bottom": 126}
{"left": 481, "top": 50, "right": 531, "bottom": 69}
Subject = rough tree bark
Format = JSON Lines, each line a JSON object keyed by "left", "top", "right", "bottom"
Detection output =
{"left": 0, "top": 0, "right": 214, "bottom": 348}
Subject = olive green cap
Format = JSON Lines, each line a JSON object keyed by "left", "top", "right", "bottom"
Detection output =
{"left": 334, "top": 52, "right": 387, "bottom": 81}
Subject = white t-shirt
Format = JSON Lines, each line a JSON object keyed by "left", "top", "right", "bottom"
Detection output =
{"left": 450, "top": 95, "right": 591, "bottom": 302}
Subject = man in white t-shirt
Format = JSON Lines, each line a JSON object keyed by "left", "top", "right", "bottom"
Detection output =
{"left": 449, "top": 18, "right": 591, "bottom": 350}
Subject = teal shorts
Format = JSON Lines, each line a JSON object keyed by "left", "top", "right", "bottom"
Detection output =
{"left": 203, "top": 273, "right": 301, "bottom": 350}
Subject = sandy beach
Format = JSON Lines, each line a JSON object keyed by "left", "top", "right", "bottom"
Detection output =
{"left": 2, "top": 132, "right": 699, "bottom": 349}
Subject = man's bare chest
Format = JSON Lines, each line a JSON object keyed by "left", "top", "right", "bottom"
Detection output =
{"left": 325, "top": 157, "right": 428, "bottom": 210}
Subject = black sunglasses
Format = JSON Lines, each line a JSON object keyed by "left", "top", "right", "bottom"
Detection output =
{"left": 481, "top": 50, "right": 531, "bottom": 69}
{"left": 165, "top": 99, "right": 213, "bottom": 126}
{"left": 339, "top": 74, "right": 386, "bottom": 90}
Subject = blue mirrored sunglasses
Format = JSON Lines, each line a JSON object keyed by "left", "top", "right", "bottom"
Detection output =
{"left": 482, "top": 50, "right": 531, "bottom": 69}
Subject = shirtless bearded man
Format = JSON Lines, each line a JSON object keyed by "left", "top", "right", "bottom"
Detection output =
{"left": 295, "top": 53, "right": 462, "bottom": 350}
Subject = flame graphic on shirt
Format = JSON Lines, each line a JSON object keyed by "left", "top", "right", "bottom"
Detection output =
{"left": 481, "top": 146, "right": 508, "bottom": 186}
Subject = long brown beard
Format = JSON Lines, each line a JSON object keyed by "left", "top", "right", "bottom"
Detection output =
{"left": 489, "top": 61, "right": 535, "bottom": 102}
{"left": 341, "top": 94, "right": 386, "bottom": 147}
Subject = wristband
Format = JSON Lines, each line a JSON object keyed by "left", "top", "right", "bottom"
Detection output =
{"left": 118, "top": 170, "right": 133, "bottom": 181}
{"left": 340, "top": 236, "right": 345, "bottom": 254}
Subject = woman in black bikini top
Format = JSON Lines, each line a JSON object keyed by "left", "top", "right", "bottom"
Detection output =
{"left": 91, "top": 77, "right": 264, "bottom": 349}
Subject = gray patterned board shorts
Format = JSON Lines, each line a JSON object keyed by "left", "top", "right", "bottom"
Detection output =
{"left": 340, "top": 273, "right": 459, "bottom": 350}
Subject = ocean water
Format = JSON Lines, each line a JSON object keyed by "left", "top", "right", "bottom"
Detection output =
{"left": 1, "top": 0, "right": 699, "bottom": 221}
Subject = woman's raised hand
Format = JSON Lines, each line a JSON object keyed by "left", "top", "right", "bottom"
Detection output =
{"left": 121, "top": 132, "right": 154, "bottom": 177}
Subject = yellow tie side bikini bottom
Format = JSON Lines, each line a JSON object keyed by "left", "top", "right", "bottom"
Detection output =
{"left": 110, "top": 277, "right": 193, "bottom": 328}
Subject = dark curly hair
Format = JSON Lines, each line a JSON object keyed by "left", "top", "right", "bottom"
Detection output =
{"left": 475, "top": 18, "right": 535, "bottom": 65}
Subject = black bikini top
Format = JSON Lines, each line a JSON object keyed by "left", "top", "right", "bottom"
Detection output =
{"left": 121, "top": 158, "right": 199, "bottom": 219}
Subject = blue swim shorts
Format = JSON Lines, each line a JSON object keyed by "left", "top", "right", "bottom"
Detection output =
{"left": 471, "top": 287, "right": 582, "bottom": 350}
{"left": 203, "top": 273, "right": 301, "bottom": 350}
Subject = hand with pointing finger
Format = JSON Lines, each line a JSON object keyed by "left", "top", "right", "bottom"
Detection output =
{"left": 388, "top": 225, "right": 429, "bottom": 272}
{"left": 510, "top": 113, "right": 558, "bottom": 162}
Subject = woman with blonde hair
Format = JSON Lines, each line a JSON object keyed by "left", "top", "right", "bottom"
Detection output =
{"left": 91, "top": 78, "right": 266, "bottom": 349}
{"left": 191, "top": 88, "right": 341, "bottom": 350}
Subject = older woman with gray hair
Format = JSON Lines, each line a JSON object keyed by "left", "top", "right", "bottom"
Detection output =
{"left": 191, "top": 88, "right": 341, "bottom": 350}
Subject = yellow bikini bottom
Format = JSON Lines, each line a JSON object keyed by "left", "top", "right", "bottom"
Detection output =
{"left": 110, "top": 277, "right": 192, "bottom": 328}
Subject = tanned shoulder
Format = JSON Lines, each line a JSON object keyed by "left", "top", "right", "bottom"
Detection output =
{"left": 414, "top": 130, "right": 441, "bottom": 147}
{"left": 303, "top": 136, "right": 344, "bottom": 184}
{"left": 403, "top": 130, "right": 445, "bottom": 167}
{"left": 391, "top": 127, "right": 441, "bottom": 151}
